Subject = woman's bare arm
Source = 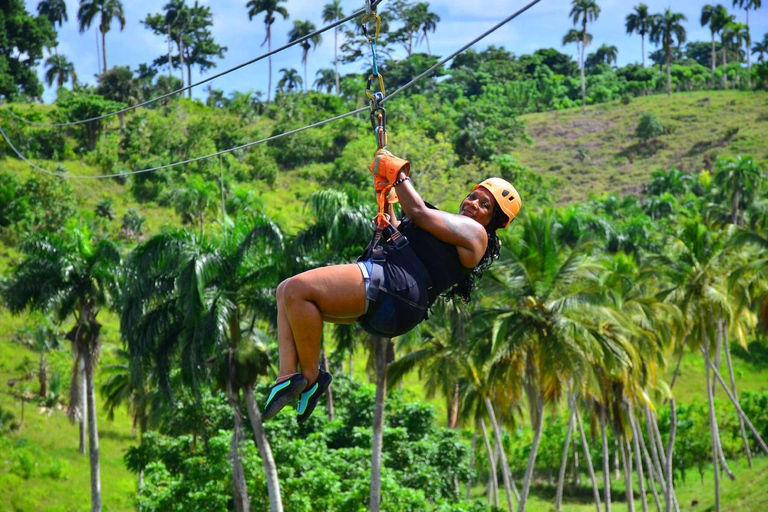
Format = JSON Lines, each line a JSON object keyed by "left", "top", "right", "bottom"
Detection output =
{"left": 393, "top": 172, "right": 486, "bottom": 265}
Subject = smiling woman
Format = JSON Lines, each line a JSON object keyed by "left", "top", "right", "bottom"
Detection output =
{"left": 262, "top": 150, "right": 522, "bottom": 423}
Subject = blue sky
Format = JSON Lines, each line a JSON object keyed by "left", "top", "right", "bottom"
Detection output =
{"left": 28, "top": 0, "right": 768, "bottom": 103}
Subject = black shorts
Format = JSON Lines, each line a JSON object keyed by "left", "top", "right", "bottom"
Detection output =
{"left": 357, "top": 247, "right": 430, "bottom": 338}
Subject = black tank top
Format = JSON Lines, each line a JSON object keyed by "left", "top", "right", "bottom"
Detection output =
{"left": 396, "top": 207, "right": 474, "bottom": 304}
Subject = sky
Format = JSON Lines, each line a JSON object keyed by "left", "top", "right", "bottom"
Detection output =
{"left": 27, "top": 0, "right": 768, "bottom": 104}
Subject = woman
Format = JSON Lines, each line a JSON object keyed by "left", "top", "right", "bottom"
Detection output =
{"left": 263, "top": 150, "right": 522, "bottom": 422}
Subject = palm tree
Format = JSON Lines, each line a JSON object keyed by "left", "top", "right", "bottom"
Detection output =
{"left": 713, "top": 155, "right": 764, "bottom": 225}
{"left": 717, "top": 12, "right": 738, "bottom": 86}
{"left": 277, "top": 67, "right": 302, "bottom": 93}
{"left": 733, "top": 0, "right": 762, "bottom": 83}
{"left": 569, "top": 0, "right": 600, "bottom": 111}
{"left": 44, "top": 54, "right": 77, "bottom": 89}
{"left": 169, "top": 175, "right": 219, "bottom": 237}
{"left": 722, "top": 22, "right": 750, "bottom": 87}
{"left": 595, "top": 43, "right": 619, "bottom": 66}
{"left": 322, "top": 0, "right": 343, "bottom": 95}
{"left": 314, "top": 68, "right": 336, "bottom": 93}
{"left": 288, "top": 20, "right": 321, "bottom": 93}
{"left": 2, "top": 224, "right": 121, "bottom": 512}
{"left": 38, "top": 0, "right": 68, "bottom": 55}
{"left": 247, "top": 0, "right": 289, "bottom": 102}
{"left": 753, "top": 33, "right": 768, "bottom": 61}
{"left": 416, "top": 3, "right": 440, "bottom": 55}
{"left": 650, "top": 8, "right": 687, "bottom": 96}
{"left": 562, "top": 28, "right": 592, "bottom": 72}
{"left": 661, "top": 221, "right": 737, "bottom": 511}
{"left": 77, "top": 0, "right": 126, "bottom": 73}
{"left": 702, "top": 5, "right": 731, "bottom": 74}
{"left": 626, "top": 3, "right": 651, "bottom": 67}
{"left": 489, "top": 210, "right": 633, "bottom": 511}
{"left": 121, "top": 215, "right": 287, "bottom": 512}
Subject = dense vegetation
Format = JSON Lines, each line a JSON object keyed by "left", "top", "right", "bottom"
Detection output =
{"left": 2, "top": 0, "right": 768, "bottom": 511}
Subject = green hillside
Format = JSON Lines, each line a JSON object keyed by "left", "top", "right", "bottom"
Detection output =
{"left": 514, "top": 91, "right": 768, "bottom": 203}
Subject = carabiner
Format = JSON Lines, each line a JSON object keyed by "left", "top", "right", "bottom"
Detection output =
{"left": 361, "top": 13, "right": 381, "bottom": 43}
{"left": 365, "top": 74, "right": 386, "bottom": 102}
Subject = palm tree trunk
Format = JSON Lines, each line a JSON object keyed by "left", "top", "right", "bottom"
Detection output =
{"left": 666, "top": 46, "right": 672, "bottom": 96}
{"left": 629, "top": 409, "right": 648, "bottom": 512}
{"left": 244, "top": 386, "right": 283, "bottom": 512}
{"left": 731, "top": 190, "right": 741, "bottom": 226}
{"left": 702, "top": 340, "right": 736, "bottom": 482}
{"left": 635, "top": 413, "right": 663, "bottom": 512}
{"left": 722, "top": 325, "right": 753, "bottom": 466}
{"left": 708, "top": 360, "right": 768, "bottom": 456}
{"left": 334, "top": 27, "right": 340, "bottom": 95}
{"left": 80, "top": 355, "right": 87, "bottom": 455}
{"left": 518, "top": 396, "right": 545, "bottom": 511}
{"left": 479, "top": 419, "right": 499, "bottom": 508}
{"left": 187, "top": 63, "right": 193, "bottom": 99}
{"left": 95, "top": 29, "right": 101, "bottom": 75}
{"left": 321, "top": 349, "right": 334, "bottom": 420}
{"left": 580, "top": 23, "right": 587, "bottom": 111}
{"left": 167, "top": 24, "right": 173, "bottom": 78}
{"left": 448, "top": 381, "right": 460, "bottom": 429}
{"left": 85, "top": 351, "right": 102, "bottom": 512}
{"left": 746, "top": 9, "right": 752, "bottom": 88}
{"left": 622, "top": 435, "right": 635, "bottom": 512}
{"left": 228, "top": 395, "right": 250, "bottom": 512}
{"left": 179, "top": 36, "right": 185, "bottom": 87}
{"left": 101, "top": 29, "right": 107, "bottom": 73}
{"left": 711, "top": 33, "right": 716, "bottom": 74}
{"left": 555, "top": 410, "right": 575, "bottom": 512}
{"left": 614, "top": 439, "right": 620, "bottom": 481}
{"left": 600, "top": 405, "right": 612, "bottom": 512}
{"left": 466, "top": 425, "right": 478, "bottom": 499}
{"left": 39, "top": 353, "right": 48, "bottom": 398}
{"left": 303, "top": 59, "right": 308, "bottom": 93}
{"left": 267, "top": 29, "right": 273, "bottom": 102}
{"left": 703, "top": 343, "right": 721, "bottom": 512}
{"left": 369, "top": 337, "right": 389, "bottom": 512}
{"left": 484, "top": 397, "right": 519, "bottom": 511}
{"left": 574, "top": 405, "right": 602, "bottom": 512}
{"left": 641, "top": 34, "right": 646, "bottom": 68}
{"left": 722, "top": 45, "right": 727, "bottom": 88}
{"left": 665, "top": 399, "right": 677, "bottom": 512}
{"left": 426, "top": 34, "right": 431, "bottom": 56}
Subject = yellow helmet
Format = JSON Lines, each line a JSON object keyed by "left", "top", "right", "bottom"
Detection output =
{"left": 474, "top": 178, "right": 522, "bottom": 228}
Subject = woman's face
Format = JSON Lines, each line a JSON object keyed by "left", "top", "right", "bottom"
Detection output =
{"left": 459, "top": 187, "right": 496, "bottom": 227}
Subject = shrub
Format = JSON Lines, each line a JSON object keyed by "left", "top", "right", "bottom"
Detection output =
{"left": 636, "top": 112, "right": 665, "bottom": 141}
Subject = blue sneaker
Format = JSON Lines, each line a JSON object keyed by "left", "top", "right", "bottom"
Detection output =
{"left": 263, "top": 374, "right": 308, "bottom": 421}
{"left": 296, "top": 369, "right": 333, "bottom": 423}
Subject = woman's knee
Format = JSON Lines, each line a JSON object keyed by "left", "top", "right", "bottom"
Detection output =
{"left": 276, "top": 279, "right": 289, "bottom": 304}
{"left": 282, "top": 275, "right": 312, "bottom": 305}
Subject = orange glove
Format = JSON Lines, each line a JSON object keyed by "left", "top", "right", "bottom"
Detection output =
{"left": 369, "top": 149, "right": 410, "bottom": 192}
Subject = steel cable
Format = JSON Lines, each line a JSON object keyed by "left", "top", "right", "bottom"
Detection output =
{"left": 1, "top": 0, "right": 382, "bottom": 128}
{"left": 0, "top": 0, "right": 544, "bottom": 180}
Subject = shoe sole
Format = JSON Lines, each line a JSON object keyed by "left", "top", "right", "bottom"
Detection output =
{"left": 262, "top": 379, "right": 307, "bottom": 421}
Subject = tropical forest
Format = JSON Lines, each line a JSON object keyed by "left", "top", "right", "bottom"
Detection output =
{"left": 1, "top": 0, "right": 768, "bottom": 511}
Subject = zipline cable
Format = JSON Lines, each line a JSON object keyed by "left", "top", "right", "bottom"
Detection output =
{"left": 1, "top": 0, "right": 382, "bottom": 128}
{"left": 0, "top": 0, "right": 544, "bottom": 180}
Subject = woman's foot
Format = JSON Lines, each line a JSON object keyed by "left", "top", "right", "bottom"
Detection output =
{"left": 296, "top": 368, "right": 333, "bottom": 423}
{"left": 263, "top": 373, "right": 308, "bottom": 421}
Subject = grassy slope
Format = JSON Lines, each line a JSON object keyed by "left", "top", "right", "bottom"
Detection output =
{"left": 514, "top": 90, "right": 768, "bottom": 203}
{"left": 2, "top": 91, "right": 768, "bottom": 510}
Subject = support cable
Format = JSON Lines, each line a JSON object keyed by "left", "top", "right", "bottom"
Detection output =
{"left": 2, "top": 0, "right": 382, "bottom": 128}
{"left": 0, "top": 0, "right": 544, "bottom": 180}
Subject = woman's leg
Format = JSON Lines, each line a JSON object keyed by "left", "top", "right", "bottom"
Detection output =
{"left": 279, "top": 264, "right": 366, "bottom": 383}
